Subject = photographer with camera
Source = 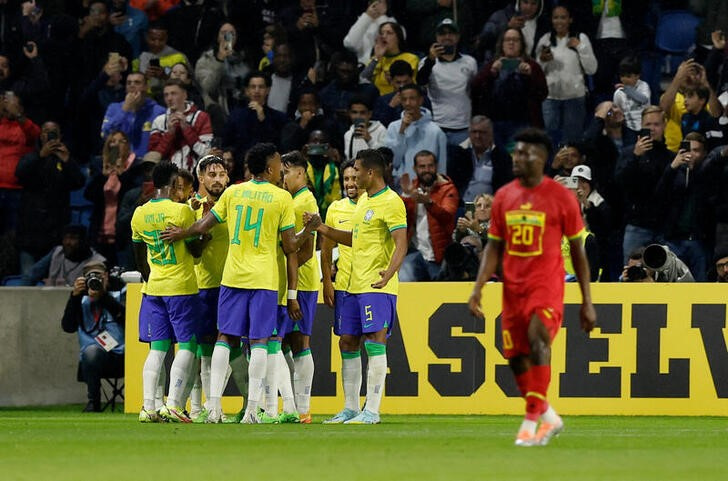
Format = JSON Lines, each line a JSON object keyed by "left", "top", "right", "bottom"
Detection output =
{"left": 61, "top": 261, "right": 125, "bottom": 412}
{"left": 621, "top": 244, "right": 694, "bottom": 283}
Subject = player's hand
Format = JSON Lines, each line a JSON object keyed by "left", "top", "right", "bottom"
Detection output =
{"left": 160, "top": 225, "right": 185, "bottom": 243}
{"left": 303, "top": 212, "right": 322, "bottom": 231}
{"left": 371, "top": 270, "right": 392, "bottom": 289}
{"left": 287, "top": 298, "right": 302, "bottom": 320}
{"left": 580, "top": 302, "right": 596, "bottom": 333}
{"left": 72, "top": 277, "right": 87, "bottom": 297}
{"left": 468, "top": 287, "right": 484, "bottom": 319}
{"left": 202, "top": 199, "right": 214, "bottom": 215}
{"left": 189, "top": 196, "right": 202, "bottom": 210}
{"left": 249, "top": 101, "right": 265, "bottom": 121}
{"left": 323, "top": 281, "right": 335, "bottom": 307}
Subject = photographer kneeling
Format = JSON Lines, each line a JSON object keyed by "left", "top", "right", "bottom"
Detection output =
{"left": 61, "top": 262, "right": 125, "bottom": 412}
{"left": 621, "top": 245, "right": 694, "bottom": 283}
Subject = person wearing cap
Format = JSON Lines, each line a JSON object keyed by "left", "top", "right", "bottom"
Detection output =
{"left": 62, "top": 261, "right": 125, "bottom": 412}
{"left": 406, "top": 0, "right": 473, "bottom": 53}
{"left": 417, "top": 18, "right": 477, "bottom": 147}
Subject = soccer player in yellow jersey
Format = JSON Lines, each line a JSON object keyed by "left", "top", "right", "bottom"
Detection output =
{"left": 281, "top": 151, "right": 321, "bottom": 423}
{"left": 131, "top": 161, "right": 203, "bottom": 423}
{"left": 306, "top": 149, "right": 408, "bottom": 424}
{"left": 161, "top": 143, "right": 305, "bottom": 424}
{"left": 320, "top": 160, "right": 364, "bottom": 423}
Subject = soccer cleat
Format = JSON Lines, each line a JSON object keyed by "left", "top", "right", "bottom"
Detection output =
{"left": 256, "top": 409, "right": 280, "bottom": 424}
{"left": 322, "top": 408, "right": 360, "bottom": 424}
{"left": 514, "top": 430, "right": 539, "bottom": 447}
{"left": 204, "top": 407, "right": 223, "bottom": 424}
{"left": 160, "top": 405, "right": 192, "bottom": 423}
{"left": 139, "top": 408, "right": 162, "bottom": 423}
{"left": 299, "top": 412, "right": 312, "bottom": 424}
{"left": 189, "top": 408, "right": 203, "bottom": 421}
{"left": 192, "top": 408, "right": 209, "bottom": 424}
{"left": 278, "top": 411, "right": 300, "bottom": 424}
{"left": 343, "top": 409, "right": 380, "bottom": 424}
{"left": 224, "top": 409, "right": 244, "bottom": 424}
{"left": 240, "top": 410, "right": 261, "bottom": 424}
{"left": 535, "top": 421, "right": 564, "bottom": 446}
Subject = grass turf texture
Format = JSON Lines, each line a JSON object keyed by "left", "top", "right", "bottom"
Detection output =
{"left": 0, "top": 407, "right": 726, "bottom": 480}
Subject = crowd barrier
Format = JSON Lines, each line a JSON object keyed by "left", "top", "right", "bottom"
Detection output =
{"left": 124, "top": 283, "right": 728, "bottom": 415}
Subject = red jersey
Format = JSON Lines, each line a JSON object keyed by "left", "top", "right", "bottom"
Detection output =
{"left": 488, "top": 177, "right": 584, "bottom": 307}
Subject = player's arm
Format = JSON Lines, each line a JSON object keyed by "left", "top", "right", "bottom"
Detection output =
{"left": 132, "top": 242, "right": 150, "bottom": 282}
{"left": 372, "top": 227, "right": 407, "bottom": 289}
{"left": 568, "top": 236, "right": 597, "bottom": 333}
{"left": 159, "top": 211, "right": 219, "bottom": 242}
{"left": 284, "top": 241, "right": 302, "bottom": 321}
{"left": 303, "top": 212, "right": 353, "bottom": 246}
{"left": 296, "top": 231, "right": 314, "bottom": 266}
{"left": 320, "top": 235, "right": 336, "bottom": 307}
{"left": 468, "top": 238, "right": 504, "bottom": 319}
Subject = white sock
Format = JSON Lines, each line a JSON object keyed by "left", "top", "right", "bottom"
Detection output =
{"left": 143, "top": 349, "right": 166, "bottom": 411}
{"left": 167, "top": 349, "right": 195, "bottom": 407}
{"left": 264, "top": 341, "right": 281, "bottom": 416}
{"left": 293, "top": 349, "right": 314, "bottom": 415}
{"left": 189, "top": 375, "right": 202, "bottom": 414}
{"left": 230, "top": 349, "right": 249, "bottom": 410}
{"left": 341, "top": 352, "right": 362, "bottom": 412}
{"left": 244, "top": 345, "right": 268, "bottom": 415}
{"left": 519, "top": 419, "right": 538, "bottom": 435}
{"left": 200, "top": 355, "right": 212, "bottom": 408}
{"left": 364, "top": 349, "right": 387, "bottom": 414}
{"left": 276, "top": 351, "right": 296, "bottom": 413}
{"left": 208, "top": 343, "right": 231, "bottom": 411}
{"left": 183, "top": 357, "right": 201, "bottom": 412}
{"left": 541, "top": 404, "right": 562, "bottom": 426}
{"left": 283, "top": 348, "right": 295, "bottom": 392}
{"left": 155, "top": 364, "right": 166, "bottom": 411}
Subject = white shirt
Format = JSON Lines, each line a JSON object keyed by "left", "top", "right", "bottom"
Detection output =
{"left": 413, "top": 202, "right": 435, "bottom": 262}
{"left": 267, "top": 73, "right": 291, "bottom": 113}
{"left": 418, "top": 53, "right": 478, "bottom": 129}
{"left": 597, "top": 3, "right": 625, "bottom": 40}
{"left": 536, "top": 33, "right": 598, "bottom": 100}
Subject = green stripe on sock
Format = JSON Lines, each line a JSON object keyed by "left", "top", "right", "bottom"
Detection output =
{"left": 215, "top": 341, "right": 231, "bottom": 350}
{"left": 150, "top": 339, "right": 171, "bottom": 352}
{"left": 341, "top": 350, "right": 361, "bottom": 359}
{"left": 293, "top": 348, "right": 312, "bottom": 358}
{"left": 364, "top": 341, "right": 386, "bottom": 357}
{"left": 251, "top": 343, "right": 267, "bottom": 351}
{"left": 267, "top": 340, "right": 282, "bottom": 354}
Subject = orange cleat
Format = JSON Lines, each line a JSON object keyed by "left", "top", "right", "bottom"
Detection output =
{"left": 299, "top": 412, "right": 312, "bottom": 424}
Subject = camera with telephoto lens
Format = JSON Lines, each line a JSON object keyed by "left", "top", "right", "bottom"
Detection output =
{"left": 624, "top": 264, "right": 648, "bottom": 282}
{"left": 85, "top": 272, "right": 104, "bottom": 291}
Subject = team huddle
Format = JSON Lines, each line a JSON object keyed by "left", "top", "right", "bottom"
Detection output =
{"left": 130, "top": 144, "right": 407, "bottom": 425}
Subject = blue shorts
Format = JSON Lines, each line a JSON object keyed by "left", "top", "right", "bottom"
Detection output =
{"left": 217, "top": 286, "right": 277, "bottom": 340}
{"left": 139, "top": 294, "right": 201, "bottom": 343}
{"left": 339, "top": 292, "right": 397, "bottom": 337}
{"left": 333, "top": 290, "right": 348, "bottom": 336}
{"left": 198, "top": 287, "right": 220, "bottom": 338}
{"left": 275, "top": 305, "right": 291, "bottom": 338}
{"left": 289, "top": 290, "right": 318, "bottom": 337}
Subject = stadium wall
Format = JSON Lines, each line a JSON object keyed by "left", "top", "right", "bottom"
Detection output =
{"left": 121, "top": 282, "right": 728, "bottom": 415}
{"left": 0, "top": 287, "right": 87, "bottom": 406}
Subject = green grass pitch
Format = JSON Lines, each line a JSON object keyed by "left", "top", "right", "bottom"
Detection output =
{"left": 1, "top": 407, "right": 726, "bottom": 480}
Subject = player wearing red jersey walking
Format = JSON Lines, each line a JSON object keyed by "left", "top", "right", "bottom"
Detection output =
{"left": 468, "top": 128, "right": 596, "bottom": 446}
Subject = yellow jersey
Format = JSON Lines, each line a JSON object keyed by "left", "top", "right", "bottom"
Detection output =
{"left": 348, "top": 187, "right": 407, "bottom": 296}
{"left": 292, "top": 187, "right": 320, "bottom": 292}
{"left": 324, "top": 196, "right": 358, "bottom": 291}
{"left": 276, "top": 242, "right": 287, "bottom": 306}
{"left": 131, "top": 198, "right": 199, "bottom": 296}
{"left": 211, "top": 179, "right": 295, "bottom": 291}
{"left": 191, "top": 194, "right": 229, "bottom": 289}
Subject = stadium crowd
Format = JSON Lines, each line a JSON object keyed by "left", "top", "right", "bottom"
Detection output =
{"left": 2, "top": 0, "right": 728, "bottom": 287}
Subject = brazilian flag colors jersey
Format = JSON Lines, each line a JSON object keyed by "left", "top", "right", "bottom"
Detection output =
{"left": 191, "top": 194, "right": 229, "bottom": 289}
{"left": 348, "top": 187, "right": 407, "bottom": 296}
{"left": 324, "top": 197, "right": 358, "bottom": 291}
{"left": 131, "top": 198, "right": 199, "bottom": 296}
{"left": 211, "top": 179, "right": 295, "bottom": 291}
{"left": 292, "top": 186, "right": 320, "bottom": 292}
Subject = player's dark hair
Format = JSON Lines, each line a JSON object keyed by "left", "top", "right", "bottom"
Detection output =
{"left": 514, "top": 127, "right": 553, "bottom": 157}
{"left": 177, "top": 168, "right": 194, "bottom": 185}
{"left": 376, "top": 146, "right": 394, "bottom": 166}
{"left": 245, "top": 70, "right": 271, "bottom": 88}
{"left": 246, "top": 143, "right": 277, "bottom": 175}
{"left": 389, "top": 59, "right": 413, "bottom": 78}
{"left": 196, "top": 154, "right": 225, "bottom": 177}
{"left": 357, "top": 149, "right": 385, "bottom": 175}
{"left": 282, "top": 150, "right": 308, "bottom": 169}
{"left": 152, "top": 161, "right": 179, "bottom": 189}
{"left": 340, "top": 159, "right": 355, "bottom": 174}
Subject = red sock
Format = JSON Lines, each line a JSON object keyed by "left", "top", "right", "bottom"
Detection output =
{"left": 525, "top": 365, "right": 551, "bottom": 421}
{"left": 515, "top": 370, "right": 530, "bottom": 398}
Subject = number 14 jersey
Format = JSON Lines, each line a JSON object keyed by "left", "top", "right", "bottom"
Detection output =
{"left": 211, "top": 179, "right": 295, "bottom": 291}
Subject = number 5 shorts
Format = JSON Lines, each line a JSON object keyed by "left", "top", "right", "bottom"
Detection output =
{"left": 337, "top": 292, "right": 396, "bottom": 337}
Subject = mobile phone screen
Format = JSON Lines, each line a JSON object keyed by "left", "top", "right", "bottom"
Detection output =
{"left": 501, "top": 58, "right": 520, "bottom": 72}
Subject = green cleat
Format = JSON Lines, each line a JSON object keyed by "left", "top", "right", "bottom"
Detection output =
{"left": 257, "top": 409, "right": 280, "bottom": 424}
{"left": 223, "top": 409, "right": 244, "bottom": 424}
{"left": 138, "top": 408, "right": 163, "bottom": 423}
{"left": 192, "top": 408, "right": 209, "bottom": 424}
{"left": 323, "top": 408, "right": 360, "bottom": 424}
{"left": 278, "top": 411, "right": 300, "bottom": 423}
{"left": 159, "top": 405, "right": 192, "bottom": 423}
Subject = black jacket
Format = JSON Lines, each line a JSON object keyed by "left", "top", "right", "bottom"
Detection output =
{"left": 447, "top": 143, "right": 513, "bottom": 201}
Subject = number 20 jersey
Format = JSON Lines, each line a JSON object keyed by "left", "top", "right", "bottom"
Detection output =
{"left": 488, "top": 177, "right": 584, "bottom": 301}
{"left": 211, "top": 179, "right": 295, "bottom": 291}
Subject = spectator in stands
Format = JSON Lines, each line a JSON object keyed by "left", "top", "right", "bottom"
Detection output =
{"left": 148, "top": 79, "right": 213, "bottom": 171}
{"left": 454, "top": 193, "right": 493, "bottom": 246}
{"left": 386, "top": 83, "right": 447, "bottom": 183}
{"left": 0, "top": 91, "right": 40, "bottom": 237}
{"left": 343, "top": 96, "right": 387, "bottom": 161}
{"left": 372, "top": 59, "right": 431, "bottom": 127}
{"left": 85, "top": 130, "right": 138, "bottom": 266}
{"left": 436, "top": 234, "right": 482, "bottom": 282}
{"left": 406, "top": 0, "right": 473, "bottom": 55}
{"left": 471, "top": 27, "right": 547, "bottom": 149}
{"left": 613, "top": 55, "right": 650, "bottom": 147}
{"left": 165, "top": 0, "right": 225, "bottom": 66}
{"left": 101, "top": 71, "right": 166, "bottom": 158}
{"left": 705, "top": 28, "right": 728, "bottom": 97}
{"left": 656, "top": 132, "right": 712, "bottom": 282}
{"left": 478, "top": 0, "right": 549, "bottom": 62}
{"left": 344, "top": 0, "right": 399, "bottom": 66}
{"left": 304, "top": 129, "right": 341, "bottom": 220}
{"left": 714, "top": 249, "right": 728, "bottom": 282}
{"left": 616, "top": 105, "right": 673, "bottom": 262}
{"left": 0, "top": 39, "right": 49, "bottom": 123}
{"left": 15, "top": 121, "right": 85, "bottom": 276}
{"left": 166, "top": 61, "right": 204, "bottom": 111}
{"left": 22, "top": 224, "right": 106, "bottom": 286}
{"left": 129, "top": 0, "right": 178, "bottom": 22}
{"left": 135, "top": 21, "right": 189, "bottom": 101}
{"left": 681, "top": 85, "right": 723, "bottom": 151}
{"left": 109, "top": 0, "right": 148, "bottom": 60}
{"left": 62, "top": 261, "right": 125, "bottom": 412}
{"left": 399, "top": 150, "right": 459, "bottom": 281}
{"left": 448, "top": 115, "right": 513, "bottom": 202}
{"left": 266, "top": 43, "right": 309, "bottom": 116}
{"left": 221, "top": 71, "right": 287, "bottom": 159}
{"left": 548, "top": 140, "right": 584, "bottom": 178}
{"left": 281, "top": 89, "right": 338, "bottom": 153}
{"left": 361, "top": 21, "right": 419, "bottom": 95}
{"left": 195, "top": 22, "right": 252, "bottom": 133}
{"left": 660, "top": 59, "right": 722, "bottom": 153}
{"left": 535, "top": 4, "right": 597, "bottom": 146}
{"left": 417, "top": 18, "right": 477, "bottom": 146}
